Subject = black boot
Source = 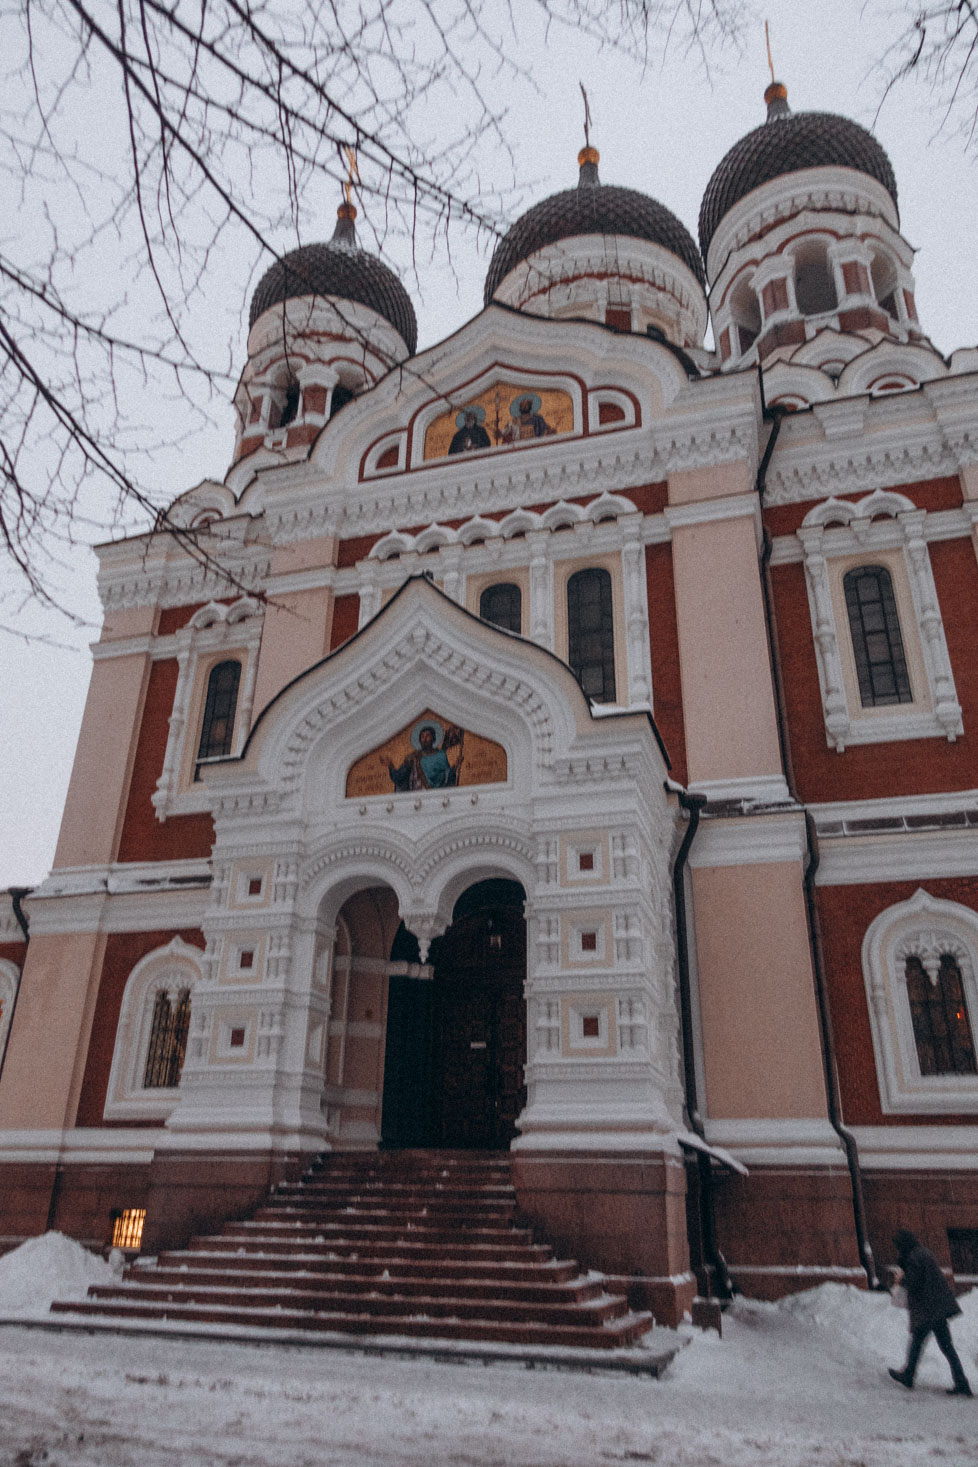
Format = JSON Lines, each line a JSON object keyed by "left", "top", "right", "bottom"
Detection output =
{"left": 889, "top": 1368, "right": 914, "bottom": 1389}
{"left": 947, "top": 1381, "right": 973, "bottom": 1397}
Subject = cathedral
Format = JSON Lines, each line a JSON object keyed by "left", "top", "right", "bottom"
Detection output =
{"left": 2, "top": 78, "right": 978, "bottom": 1332}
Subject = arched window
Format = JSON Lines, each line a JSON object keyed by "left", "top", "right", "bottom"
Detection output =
{"left": 843, "top": 566, "right": 912, "bottom": 707}
{"left": 862, "top": 890, "right": 978, "bottom": 1113}
{"left": 567, "top": 567, "right": 616, "bottom": 703}
{"left": 197, "top": 659, "right": 241, "bottom": 766}
{"left": 142, "top": 987, "right": 192, "bottom": 1088}
{"left": 480, "top": 583, "right": 522, "bottom": 634}
{"left": 906, "top": 954, "right": 978, "bottom": 1077}
{"left": 793, "top": 241, "right": 838, "bottom": 316}
{"left": 277, "top": 378, "right": 301, "bottom": 427}
{"left": 329, "top": 383, "right": 355, "bottom": 419}
{"left": 104, "top": 938, "right": 203, "bottom": 1120}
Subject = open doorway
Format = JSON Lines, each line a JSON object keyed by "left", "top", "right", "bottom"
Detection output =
{"left": 381, "top": 878, "right": 526, "bottom": 1149}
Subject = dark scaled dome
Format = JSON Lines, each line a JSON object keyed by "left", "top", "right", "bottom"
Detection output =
{"left": 249, "top": 204, "right": 418, "bottom": 354}
{"left": 699, "top": 83, "right": 898, "bottom": 258}
{"left": 484, "top": 148, "right": 705, "bottom": 303}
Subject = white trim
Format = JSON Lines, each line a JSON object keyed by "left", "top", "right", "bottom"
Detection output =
{"left": 849, "top": 1124, "right": 978, "bottom": 1169}
{"left": 797, "top": 494, "right": 963, "bottom": 750}
{"left": 152, "top": 596, "right": 264, "bottom": 820}
{"left": 689, "top": 775, "right": 792, "bottom": 806}
{"left": 862, "top": 890, "right": 978, "bottom": 1113}
{"left": 703, "top": 1117, "right": 845, "bottom": 1167}
{"left": 815, "top": 829, "right": 978, "bottom": 886}
{"left": 688, "top": 811, "right": 807, "bottom": 868}
{"left": 0, "top": 958, "right": 20, "bottom": 1070}
{"left": 103, "top": 938, "right": 204, "bottom": 1121}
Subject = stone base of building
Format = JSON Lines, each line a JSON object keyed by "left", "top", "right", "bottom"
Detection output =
{"left": 511, "top": 1148, "right": 695, "bottom": 1326}
{"left": 709, "top": 1162, "right": 866, "bottom": 1296}
{"left": 6, "top": 1147, "right": 976, "bottom": 1318}
{"left": 863, "top": 1168, "right": 978, "bottom": 1282}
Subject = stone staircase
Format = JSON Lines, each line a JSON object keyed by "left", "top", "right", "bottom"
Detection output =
{"left": 51, "top": 1151, "right": 655, "bottom": 1350}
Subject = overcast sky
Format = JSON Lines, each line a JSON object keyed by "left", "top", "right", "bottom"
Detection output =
{"left": 4, "top": 0, "right": 978, "bottom": 887}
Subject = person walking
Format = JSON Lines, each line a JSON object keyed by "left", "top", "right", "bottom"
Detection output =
{"left": 889, "top": 1229, "right": 972, "bottom": 1396}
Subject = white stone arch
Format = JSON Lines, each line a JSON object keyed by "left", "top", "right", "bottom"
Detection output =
{"left": 837, "top": 341, "right": 947, "bottom": 398}
{"left": 104, "top": 937, "right": 205, "bottom": 1120}
{"left": 176, "top": 578, "right": 679, "bottom": 1154}
{"left": 862, "top": 890, "right": 978, "bottom": 1113}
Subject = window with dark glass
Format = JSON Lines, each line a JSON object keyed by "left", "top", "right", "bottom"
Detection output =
{"left": 277, "top": 378, "right": 301, "bottom": 427}
{"left": 197, "top": 660, "right": 241, "bottom": 765}
{"left": 843, "top": 566, "right": 912, "bottom": 707}
{"left": 142, "top": 988, "right": 191, "bottom": 1088}
{"left": 479, "top": 582, "right": 521, "bottom": 634}
{"left": 906, "top": 954, "right": 977, "bottom": 1076}
{"left": 567, "top": 567, "right": 616, "bottom": 703}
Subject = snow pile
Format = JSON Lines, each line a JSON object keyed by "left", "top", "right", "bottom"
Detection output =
{"left": 672, "top": 1280, "right": 978, "bottom": 1401}
{"left": 0, "top": 1231, "right": 120, "bottom": 1317}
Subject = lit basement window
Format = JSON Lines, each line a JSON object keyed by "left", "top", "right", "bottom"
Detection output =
{"left": 111, "top": 1208, "right": 146, "bottom": 1250}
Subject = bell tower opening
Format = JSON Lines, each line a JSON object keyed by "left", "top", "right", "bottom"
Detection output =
{"left": 381, "top": 878, "right": 527, "bottom": 1149}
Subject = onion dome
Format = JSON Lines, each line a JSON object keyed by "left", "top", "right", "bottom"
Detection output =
{"left": 484, "top": 146, "right": 705, "bottom": 304}
{"left": 250, "top": 202, "right": 418, "bottom": 354}
{"left": 699, "top": 82, "right": 898, "bottom": 257}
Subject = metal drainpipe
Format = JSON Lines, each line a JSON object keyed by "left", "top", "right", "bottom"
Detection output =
{"left": 0, "top": 887, "right": 31, "bottom": 1086}
{"left": 671, "top": 787, "right": 735, "bottom": 1299}
{"left": 756, "top": 405, "right": 879, "bottom": 1290}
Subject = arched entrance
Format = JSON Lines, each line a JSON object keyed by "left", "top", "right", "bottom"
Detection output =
{"left": 382, "top": 879, "right": 526, "bottom": 1149}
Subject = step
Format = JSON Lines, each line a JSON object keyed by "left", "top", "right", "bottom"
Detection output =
{"left": 266, "top": 1189, "right": 518, "bottom": 1210}
{"left": 218, "top": 1220, "right": 532, "bottom": 1246}
{"left": 50, "top": 1150, "right": 656, "bottom": 1355}
{"left": 51, "top": 1298, "right": 655, "bottom": 1349}
{"left": 153, "top": 1250, "right": 581, "bottom": 1284}
{"left": 86, "top": 1281, "right": 627, "bottom": 1327}
{"left": 187, "top": 1236, "right": 553, "bottom": 1265}
{"left": 132, "top": 1265, "right": 604, "bottom": 1304}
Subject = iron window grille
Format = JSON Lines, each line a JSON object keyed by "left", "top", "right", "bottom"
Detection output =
{"left": 142, "top": 988, "right": 191, "bottom": 1089}
{"left": 843, "top": 565, "right": 912, "bottom": 707}
{"left": 906, "top": 954, "right": 978, "bottom": 1077}
{"left": 567, "top": 567, "right": 616, "bottom": 703}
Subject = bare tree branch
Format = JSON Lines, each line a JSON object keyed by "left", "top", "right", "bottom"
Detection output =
{"left": 0, "top": 0, "right": 747, "bottom": 624}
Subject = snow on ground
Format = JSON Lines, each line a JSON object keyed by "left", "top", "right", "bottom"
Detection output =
{"left": 1, "top": 1234, "right": 978, "bottom": 1466}
{"left": 0, "top": 1232, "right": 120, "bottom": 1316}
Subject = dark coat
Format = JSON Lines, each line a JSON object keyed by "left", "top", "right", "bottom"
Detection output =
{"left": 894, "top": 1230, "right": 961, "bottom": 1333}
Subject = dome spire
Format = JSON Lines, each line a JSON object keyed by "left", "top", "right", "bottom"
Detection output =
{"left": 331, "top": 146, "right": 360, "bottom": 249}
{"left": 578, "top": 84, "right": 600, "bottom": 187}
{"left": 763, "top": 22, "right": 789, "bottom": 119}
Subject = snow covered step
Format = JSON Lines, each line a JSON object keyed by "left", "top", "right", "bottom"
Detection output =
{"left": 151, "top": 1250, "right": 582, "bottom": 1284}
{"left": 83, "top": 1281, "right": 628, "bottom": 1328}
{"left": 134, "top": 1264, "right": 604, "bottom": 1304}
{"left": 51, "top": 1297, "right": 654, "bottom": 1350}
{"left": 49, "top": 1150, "right": 655, "bottom": 1351}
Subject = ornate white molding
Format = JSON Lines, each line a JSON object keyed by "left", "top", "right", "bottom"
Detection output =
{"left": 797, "top": 494, "right": 963, "bottom": 750}
{"left": 152, "top": 596, "right": 265, "bottom": 820}
{"left": 862, "top": 889, "right": 978, "bottom": 1114}
{"left": 103, "top": 937, "right": 205, "bottom": 1121}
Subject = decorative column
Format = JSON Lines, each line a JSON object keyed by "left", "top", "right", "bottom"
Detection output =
{"left": 527, "top": 530, "right": 553, "bottom": 650}
{"left": 621, "top": 518, "right": 652, "bottom": 706}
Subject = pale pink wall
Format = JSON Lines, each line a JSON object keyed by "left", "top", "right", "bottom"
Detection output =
{"left": 669, "top": 460, "right": 753, "bottom": 505}
{"left": 252, "top": 587, "right": 333, "bottom": 717}
{"left": 691, "top": 861, "right": 828, "bottom": 1119}
{"left": 100, "top": 605, "right": 157, "bottom": 642}
{"left": 0, "top": 931, "right": 105, "bottom": 1129}
{"left": 671, "top": 513, "right": 783, "bottom": 785}
{"left": 251, "top": 537, "right": 337, "bottom": 716}
{"left": 53, "top": 653, "right": 151, "bottom": 868}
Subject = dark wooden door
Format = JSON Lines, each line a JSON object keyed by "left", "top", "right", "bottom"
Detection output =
{"left": 434, "top": 890, "right": 526, "bottom": 1149}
